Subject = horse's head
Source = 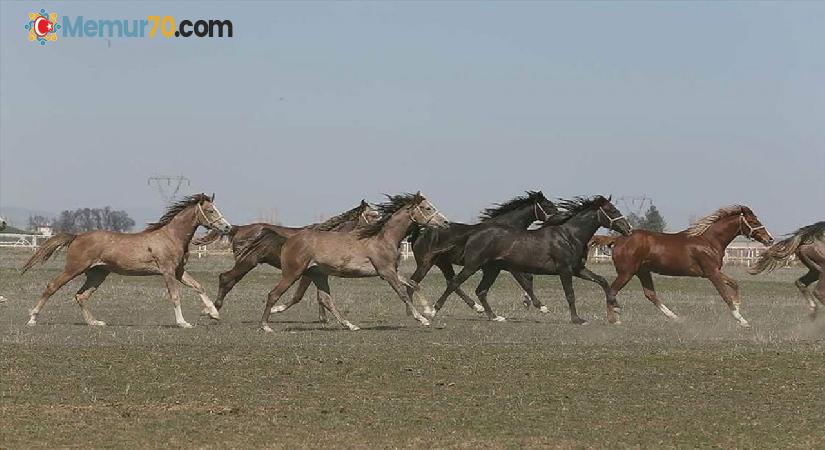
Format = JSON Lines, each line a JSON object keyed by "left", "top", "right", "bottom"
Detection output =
{"left": 739, "top": 207, "right": 773, "bottom": 245}
{"left": 533, "top": 191, "right": 558, "bottom": 222}
{"left": 196, "top": 194, "right": 232, "bottom": 234}
{"left": 409, "top": 192, "right": 449, "bottom": 228}
{"left": 0, "top": 216, "right": 6, "bottom": 232}
{"left": 594, "top": 196, "right": 632, "bottom": 236}
{"left": 358, "top": 200, "right": 381, "bottom": 226}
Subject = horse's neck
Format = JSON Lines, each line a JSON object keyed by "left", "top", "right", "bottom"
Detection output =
{"left": 378, "top": 209, "right": 413, "bottom": 246}
{"left": 160, "top": 207, "right": 199, "bottom": 246}
{"left": 333, "top": 219, "right": 362, "bottom": 232}
{"left": 701, "top": 216, "right": 741, "bottom": 252}
{"left": 550, "top": 210, "right": 601, "bottom": 247}
{"left": 486, "top": 206, "right": 536, "bottom": 229}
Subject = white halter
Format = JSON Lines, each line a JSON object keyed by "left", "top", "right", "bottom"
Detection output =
{"left": 197, "top": 203, "right": 227, "bottom": 230}
{"left": 739, "top": 213, "right": 770, "bottom": 240}
{"left": 412, "top": 202, "right": 448, "bottom": 225}
{"left": 598, "top": 206, "right": 628, "bottom": 229}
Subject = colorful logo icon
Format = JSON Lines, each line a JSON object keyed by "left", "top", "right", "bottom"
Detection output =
{"left": 26, "top": 9, "right": 59, "bottom": 45}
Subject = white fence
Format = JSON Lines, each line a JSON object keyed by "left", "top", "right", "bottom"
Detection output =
{"left": 0, "top": 233, "right": 50, "bottom": 248}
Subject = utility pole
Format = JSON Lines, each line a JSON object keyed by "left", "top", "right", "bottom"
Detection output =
{"left": 147, "top": 175, "right": 191, "bottom": 205}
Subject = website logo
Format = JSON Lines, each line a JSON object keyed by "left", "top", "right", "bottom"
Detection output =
{"left": 26, "top": 9, "right": 60, "bottom": 46}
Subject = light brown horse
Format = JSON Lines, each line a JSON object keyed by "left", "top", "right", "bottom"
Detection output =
{"left": 242, "top": 192, "right": 448, "bottom": 332}
{"left": 21, "top": 194, "right": 231, "bottom": 328}
{"left": 609, "top": 205, "right": 773, "bottom": 327}
{"left": 194, "top": 200, "right": 380, "bottom": 321}
{"left": 749, "top": 221, "right": 825, "bottom": 318}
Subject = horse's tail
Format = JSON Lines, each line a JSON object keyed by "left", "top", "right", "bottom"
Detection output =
{"left": 749, "top": 233, "right": 802, "bottom": 274}
{"left": 192, "top": 226, "right": 239, "bottom": 246}
{"left": 21, "top": 233, "right": 76, "bottom": 273}
{"left": 238, "top": 228, "right": 286, "bottom": 262}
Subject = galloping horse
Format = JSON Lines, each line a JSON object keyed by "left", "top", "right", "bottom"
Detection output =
{"left": 194, "top": 200, "right": 379, "bottom": 322}
{"left": 609, "top": 205, "right": 773, "bottom": 327}
{"left": 428, "top": 196, "right": 632, "bottom": 323}
{"left": 407, "top": 191, "right": 558, "bottom": 314}
{"left": 21, "top": 194, "right": 232, "bottom": 328}
{"left": 243, "top": 193, "right": 449, "bottom": 332}
{"left": 749, "top": 221, "right": 824, "bottom": 318}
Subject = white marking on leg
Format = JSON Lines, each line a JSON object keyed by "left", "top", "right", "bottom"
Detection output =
{"left": 492, "top": 316, "right": 506, "bottom": 322}
{"left": 174, "top": 304, "right": 192, "bottom": 328}
{"left": 539, "top": 305, "right": 549, "bottom": 314}
{"left": 27, "top": 315, "right": 37, "bottom": 326}
{"left": 657, "top": 304, "right": 679, "bottom": 320}
{"left": 344, "top": 321, "right": 360, "bottom": 331}
{"left": 271, "top": 305, "right": 286, "bottom": 313}
{"left": 731, "top": 306, "right": 750, "bottom": 327}
{"left": 474, "top": 304, "right": 485, "bottom": 313}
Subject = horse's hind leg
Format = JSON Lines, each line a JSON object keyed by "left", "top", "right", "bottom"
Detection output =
{"left": 812, "top": 272, "right": 824, "bottom": 311}
{"left": 28, "top": 268, "right": 83, "bottom": 326}
{"left": 636, "top": 269, "right": 680, "bottom": 322}
{"left": 438, "top": 261, "right": 484, "bottom": 313}
{"left": 215, "top": 258, "right": 256, "bottom": 310}
{"left": 271, "top": 276, "right": 312, "bottom": 314}
{"left": 511, "top": 272, "right": 548, "bottom": 313}
{"left": 75, "top": 267, "right": 109, "bottom": 326}
{"left": 795, "top": 268, "right": 820, "bottom": 319}
{"left": 475, "top": 266, "right": 504, "bottom": 321}
{"left": 311, "top": 273, "right": 360, "bottom": 331}
{"left": 180, "top": 271, "right": 219, "bottom": 321}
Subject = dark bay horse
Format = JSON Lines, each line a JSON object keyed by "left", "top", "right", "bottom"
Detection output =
{"left": 194, "top": 200, "right": 379, "bottom": 321}
{"left": 243, "top": 193, "right": 449, "bottom": 332}
{"left": 21, "top": 194, "right": 232, "bottom": 328}
{"left": 429, "top": 196, "right": 632, "bottom": 323}
{"left": 750, "top": 221, "right": 824, "bottom": 318}
{"left": 407, "top": 191, "right": 559, "bottom": 314}
{"left": 609, "top": 205, "right": 773, "bottom": 327}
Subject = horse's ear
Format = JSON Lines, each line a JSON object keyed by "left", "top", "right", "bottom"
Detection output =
{"left": 415, "top": 191, "right": 423, "bottom": 201}
{"left": 211, "top": 193, "right": 215, "bottom": 202}
{"left": 360, "top": 199, "right": 368, "bottom": 207}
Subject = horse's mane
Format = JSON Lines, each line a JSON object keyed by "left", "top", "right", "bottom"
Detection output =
{"left": 479, "top": 191, "right": 548, "bottom": 222}
{"left": 684, "top": 205, "right": 745, "bottom": 237}
{"left": 310, "top": 201, "right": 371, "bottom": 231}
{"left": 145, "top": 194, "right": 210, "bottom": 231}
{"left": 357, "top": 193, "right": 421, "bottom": 239}
{"left": 538, "top": 196, "right": 608, "bottom": 228}
{"left": 793, "top": 221, "right": 825, "bottom": 244}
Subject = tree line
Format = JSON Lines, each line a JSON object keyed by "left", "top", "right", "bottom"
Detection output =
{"left": 28, "top": 207, "right": 135, "bottom": 233}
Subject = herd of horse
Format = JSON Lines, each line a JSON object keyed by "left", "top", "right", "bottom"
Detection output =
{"left": 9, "top": 192, "right": 825, "bottom": 331}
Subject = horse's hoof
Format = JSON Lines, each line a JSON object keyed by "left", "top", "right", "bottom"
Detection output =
{"left": 260, "top": 324, "right": 274, "bottom": 333}
{"left": 422, "top": 307, "right": 436, "bottom": 317}
{"left": 90, "top": 320, "right": 106, "bottom": 326}
{"left": 344, "top": 322, "right": 360, "bottom": 331}
{"left": 26, "top": 318, "right": 36, "bottom": 326}
{"left": 571, "top": 318, "right": 588, "bottom": 325}
{"left": 177, "top": 322, "right": 193, "bottom": 329}
{"left": 0, "top": 296, "right": 7, "bottom": 303}
{"left": 473, "top": 304, "right": 485, "bottom": 313}
{"left": 737, "top": 321, "right": 751, "bottom": 329}
{"left": 539, "top": 305, "right": 549, "bottom": 314}
{"left": 271, "top": 305, "right": 286, "bottom": 314}
{"left": 419, "top": 318, "right": 431, "bottom": 327}
{"left": 491, "top": 316, "right": 506, "bottom": 322}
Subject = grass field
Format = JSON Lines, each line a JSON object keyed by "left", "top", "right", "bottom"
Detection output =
{"left": 1, "top": 248, "right": 824, "bottom": 448}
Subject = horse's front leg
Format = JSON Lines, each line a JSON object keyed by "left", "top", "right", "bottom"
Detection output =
{"left": 180, "top": 271, "right": 220, "bottom": 321}
{"left": 705, "top": 269, "right": 750, "bottom": 327}
{"left": 559, "top": 272, "right": 586, "bottom": 325}
{"left": 375, "top": 264, "right": 430, "bottom": 326}
{"left": 163, "top": 272, "right": 192, "bottom": 328}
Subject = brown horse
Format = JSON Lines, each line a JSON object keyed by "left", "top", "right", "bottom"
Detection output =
{"left": 21, "top": 194, "right": 232, "bottom": 328}
{"left": 194, "top": 200, "right": 379, "bottom": 321}
{"left": 243, "top": 192, "right": 448, "bottom": 332}
{"left": 608, "top": 205, "right": 773, "bottom": 327}
{"left": 749, "top": 221, "right": 825, "bottom": 318}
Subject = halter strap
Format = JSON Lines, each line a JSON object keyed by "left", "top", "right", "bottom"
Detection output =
{"left": 599, "top": 206, "right": 628, "bottom": 228}
{"left": 534, "top": 202, "right": 551, "bottom": 221}
{"left": 739, "top": 213, "right": 770, "bottom": 240}
{"left": 412, "top": 203, "right": 447, "bottom": 226}
{"left": 197, "top": 203, "right": 227, "bottom": 230}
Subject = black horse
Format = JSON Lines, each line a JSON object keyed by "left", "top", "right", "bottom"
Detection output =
{"left": 428, "top": 196, "right": 632, "bottom": 324}
{"left": 406, "top": 191, "right": 559, "bottom": 315}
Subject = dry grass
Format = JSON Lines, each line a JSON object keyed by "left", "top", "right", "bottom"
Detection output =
{"left": 1, "top": 249, "right": 824, "bottom": 448}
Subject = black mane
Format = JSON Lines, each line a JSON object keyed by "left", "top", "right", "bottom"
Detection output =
{"left": 145, "top": 194, "right": 209, "bottom": 231}
{"left": 539, "top": 196, "right": 609, "bottom": 228}
{"left": 357, "top": 193, "right": 421, "bottom": 238}
{"left": 795, "top": 221, "right": 825, "bottom": 244}
{"left": 479, "top": 191, "right": 549, "bottom": 222}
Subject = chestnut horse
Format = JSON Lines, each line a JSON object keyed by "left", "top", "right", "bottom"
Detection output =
{"left": 242, "top": 192, "right": 448, "bottom": 332}
{"left": 21, "top": 194, "right": 232, "bottom": 328}
{"left": 194, "top": 200, "right": 379, "bottom": 322}
{"left": 609, "top": 205, "right": 773, "bottom": 327}
{"left": 749, "top": 221, "right": 825, "bottom": 318}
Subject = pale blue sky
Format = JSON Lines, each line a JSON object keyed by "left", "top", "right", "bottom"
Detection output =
{"left": 1, "top": 1, "right": 823, "bottom": 233}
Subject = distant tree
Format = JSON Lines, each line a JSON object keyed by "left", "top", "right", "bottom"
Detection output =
{"left": 642, "top": 205, "right": 667, "bottom": 233}
{"left": 27, "top": 214, "right": 53, "bottom": 230}
{"left": 52, "top": 207, "right": 135, "bottom": 233}
{"left": 626, "top": 212, "right": 644, "bottom": 230}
